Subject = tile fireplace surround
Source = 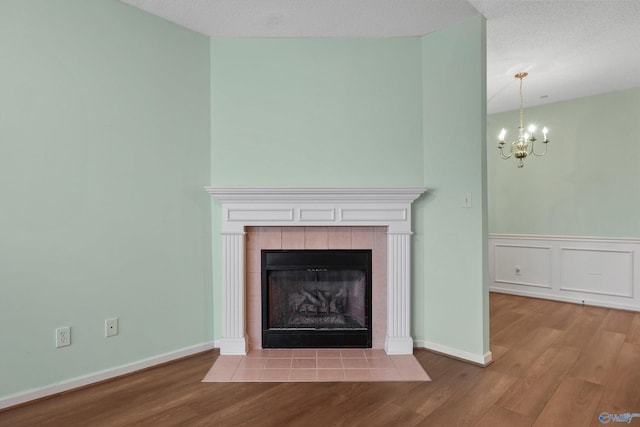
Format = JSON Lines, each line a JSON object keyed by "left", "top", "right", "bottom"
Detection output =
{"left": 206, "top": 187, "right": 427, "bottom": 356}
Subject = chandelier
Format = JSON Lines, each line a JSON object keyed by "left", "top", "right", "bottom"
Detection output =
{"left": 498, "top": 72, "right": 549, "bottom": 168}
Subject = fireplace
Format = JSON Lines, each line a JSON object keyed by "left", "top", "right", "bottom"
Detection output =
{"left": 262, "top": 250, "right": 372, "bottom": 348}
{"left": 205, "top": 187, "right": 427, "bottom": 355}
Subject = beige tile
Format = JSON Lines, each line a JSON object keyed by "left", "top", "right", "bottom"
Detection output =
{"left": 282, "top": 227, "right": 305, "bottom": 249}
{"left": 343, "top": 358, "right": 369, "bottom": 369}
{"left": 239, "top": 358, "right": 267, "bottom": 369}
{"left": 304, "top": 226, "right": 328, "bottom": 249}
{"left": 328, "top": 227, "right": 352, "bottom": 248}
{"left": 248, "top": 340, "right": 262, "bottom": 351}
{"left": 318, "top": 358, "right": 344, "bottom": 369}
{"left": 341, "top": 349, "right": 366, "bottom": 358}
{"left": 390, "top": 355, "right": 420, "bottom": 369}
{"left": 289, "top": 369, "right": 318, "bottom": 381}
{"left": 259, "top": 227, "right": 282, "bottom": 249}
{"left": 352, "top": 228, "right": 375, "bottom": 249}
{"left": 374, "top": 227, "right": 387, "bottom": 249}
{"left": 202, "top": 356, "right": 242, "bottom": 381}
{"left": 292, "top": 358, "right": 317, "bottom": 369}
{"left": 246, "top": 350, "right": 270, "bottom": 359}
{"left": 203, "top": 353, "right": 431, "bottom": 383}
{"left": 246, "top": 249, "right": 261, "bottom": 273}
{"left": 367, "top": 358, "right": 396, "bottom": 369}
{"left": 245, "top": 228, "right": 259, "bottom": 249}
{"left": 245, "top": 272, "right": 261, "bottom": 299}
{"left": 265, "top": 358, "right": 292, "bottom": 369}
{"left": 344, "top": 369, "right": 372, "bottom": 381}
{"left": 246, "top": 326, "right": 261, "bottom": 351}
{"left": 292, "top": 349, "right": 317, "bottom": 358}
{"left": 370, "top": 368, "right": 402, "bottom": 381}
{"left": 316, "top": 349, "right": 342, "bottom": 358}
{"left": 269, "top": 349, "right": 293, "bottom": 358}
{"left": 317, "top": 369, "right": 345, "bottom": 381}
{"left": 233, "top": 368, "right": 263, "bottom": 381}
{"left": 364, "top": 349, "right": 388, "bottom": 358}
{"left": 372, "top": 249, "right": 387, "bottom": 277}
{"left": 260, "top": 369, "right": 290, "bottom": 381}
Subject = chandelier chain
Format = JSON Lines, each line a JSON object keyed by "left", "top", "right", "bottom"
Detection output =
{"left": 519, "top": 76, "right": 524, "bottom": 130}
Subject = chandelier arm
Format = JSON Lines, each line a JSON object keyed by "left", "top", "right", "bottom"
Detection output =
{"left": 527, "top": 141, "right": 534, "bottom": 156}
{"left": 498, "top": 144, "right": 513, "bottom": 159}
{"left": 530, "top": 142, "right": 548, "bottom": 157}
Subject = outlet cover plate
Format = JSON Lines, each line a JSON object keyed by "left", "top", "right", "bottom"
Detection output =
{"left": 56, "top": 326, "right": 71, "bottom": 348}
{"left": 105, "top": 318, "right": 119, "bottom": 337}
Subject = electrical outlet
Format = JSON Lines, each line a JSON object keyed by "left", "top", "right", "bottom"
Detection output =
{"left": 105, "top": 318, "right": 119, "bottom": 337}
{"left": 56, "top": 326, "right": 71, "bottom": 348}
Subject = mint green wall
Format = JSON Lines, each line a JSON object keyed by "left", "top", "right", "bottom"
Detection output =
{"left": 210, "top": 18, "right": 489, "bottom": 360}
{"left": 488, "top": 88, "right": 640, "bottom": 238}
{"left": 211, "top": 38, "right": 424, "bottom": 187}
{"left": 419, "top": 16, "right": 489, "bottom": 358}
{"left": 0, "top": 0, "right": 211, "bottom": 399}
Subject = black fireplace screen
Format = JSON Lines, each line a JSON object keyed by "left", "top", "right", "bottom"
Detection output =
{"left": 262, "top": 250, "right": 372, "bottom": 348}
{"left": 268, "top": 269, "right": 366, "bottom": 329}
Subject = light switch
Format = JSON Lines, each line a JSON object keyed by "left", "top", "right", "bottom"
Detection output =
{"left": 463, "top": 193, "right": 472, "bottom": 208}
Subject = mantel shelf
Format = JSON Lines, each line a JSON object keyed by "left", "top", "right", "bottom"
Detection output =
{"left": 205, "top": 187, "right": 428, "bottom": 204}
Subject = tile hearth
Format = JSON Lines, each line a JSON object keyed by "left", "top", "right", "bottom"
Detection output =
{"left": 202, "top": 349, "right": 430, "bottom": 383}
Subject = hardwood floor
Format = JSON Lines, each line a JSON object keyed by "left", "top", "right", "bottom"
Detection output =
{"left": 2, "top": 293, "right": 640, "bottom": 427}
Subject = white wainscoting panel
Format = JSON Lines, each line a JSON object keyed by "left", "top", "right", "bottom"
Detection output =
{"left": 494, "top": 244, "right": 552, "bottom": 288}
{"left": 489, "top": 235, "right": 640, "bottom": 312}
{"left": 560, "top": 248, "right": 633, "bottom": 298}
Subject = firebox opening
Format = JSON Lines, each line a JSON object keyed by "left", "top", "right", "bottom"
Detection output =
{"left": 262, "top": 250, "right": 372, "bottom": 349}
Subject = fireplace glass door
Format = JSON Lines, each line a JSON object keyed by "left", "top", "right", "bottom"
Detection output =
{"left": 262, "top": 250, "right": 372, "bottom": 348}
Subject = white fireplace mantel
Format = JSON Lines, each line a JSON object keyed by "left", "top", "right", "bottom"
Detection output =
{"left": 206, "top": 187, "right": 427, "bottom": 355}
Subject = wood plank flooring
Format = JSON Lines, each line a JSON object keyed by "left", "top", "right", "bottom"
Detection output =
{"left": 1, "top": 293, "right": 639, "bottom": 427}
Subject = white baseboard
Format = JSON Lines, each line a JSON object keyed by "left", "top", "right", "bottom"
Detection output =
{"left": 414, "top": 340, "right": 492, "bottom": 366}
{"left": 490, "top": 287, "right": 640, "bottom": 312}
{"left": 0, "top": 341, "right": 217, "bottom": 411}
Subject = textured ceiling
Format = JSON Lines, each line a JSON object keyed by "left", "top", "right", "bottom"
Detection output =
{"left": 119, "top": 0, "right": 479, "bottom": 37}
{"left": 120, "top": 0, "right": 640, "bottom": 114}
{"left": 472, "top": 0, "right": 640, "bottom": 113}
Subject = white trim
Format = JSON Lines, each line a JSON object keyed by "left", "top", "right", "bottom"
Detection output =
{"left": 206, "top": 187, "right": 427, "bottom": 203}
{"left": 207, "top": 187, "right": 427, "bottom": 356}
{"left": 415, "top": 341, "right": 492, "bottom": 366}
{"left": 0, "top": 341, "right": 216, "bottom": 411}
{"left": 207, "top": 187, "right": 427, "bottom": 235}
{"left": 385, "top": 337, "right": 414, "bottom": 355}
{"left": 494, "top": 279, "right": 552, "bottom": 289}
{"left": 490, "top": 287, "right": 640, "bottom": 312}
{"left": 489, "top": 234, "right": 640, "bottom": 312}
{"left": 489, "top": 233, "right": 640, "bottom": 244}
